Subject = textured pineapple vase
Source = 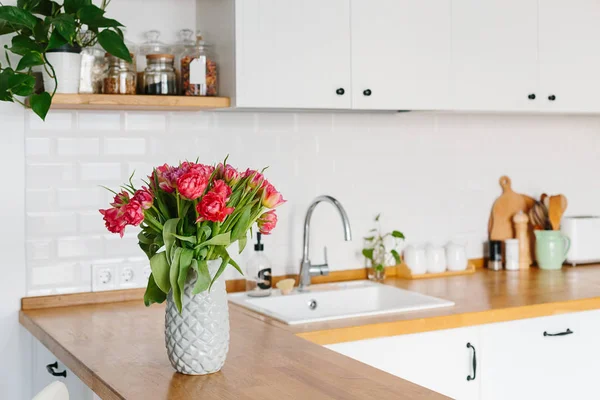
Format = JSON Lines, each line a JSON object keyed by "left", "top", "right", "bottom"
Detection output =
{"left": 165, "top": 261, "right": 230, "bottom": 375}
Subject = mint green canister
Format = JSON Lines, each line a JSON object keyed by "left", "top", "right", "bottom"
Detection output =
{"left": 534, "top": 230, "right": 571, "bottom": 270}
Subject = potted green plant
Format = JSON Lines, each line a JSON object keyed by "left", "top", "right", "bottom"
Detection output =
{"left": 362, "top": 213, "right": 405, "bottom": 281}
{"left": 0, "top": 0, "right": 130, "bottom": 120}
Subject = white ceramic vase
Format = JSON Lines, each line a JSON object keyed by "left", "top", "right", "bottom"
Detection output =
{"left": 43, "top": 48, "right": 82, "bottom": 94}
{"left": 165, "top": 260, "right": 230, "bottom": 375}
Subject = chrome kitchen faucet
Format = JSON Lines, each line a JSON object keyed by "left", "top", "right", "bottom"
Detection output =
{"left": 298, "top": 195, "right": 352, "bottom": 291}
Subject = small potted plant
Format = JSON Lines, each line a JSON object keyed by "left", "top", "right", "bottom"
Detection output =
{"left": 0, "top": 0, "right": 130, "bottom": 120}
{"left": 362, "top": 214, "right": 405, "bottom": 281}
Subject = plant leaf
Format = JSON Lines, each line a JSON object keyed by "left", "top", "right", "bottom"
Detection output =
{"left": 231, "top": 205, "right": 251, "bottom": 240}
{"left": 214, "top": 246, "right": 243, "bottom": 276}
{"left": 97, "top": 29, "right": 131, "bottom": 62}
{"left": 137, "top": 230, "right": 155, "bottom": 245}
{"left": 0, "top": 6, "right": 39, "bottom": 30}
{"left": 143, "top": 273, "right": 166, "bottom": 306}
{"left": 363, "top": 236, "right": 375, "bottom": 241}
{"left": 375, "top": 213, "right": 381, "bottom": 222}
{"left": 391, "top": 249, "right": 401, "bottom": 265}
{"left": 209, "top": 254, "right": 229, "bottom": 291}
{"left": 172, "top": 234, "right": 197, "bottom": 245}
{"left": 195, "top": 232, "right": 231, "bottom": 249}
{"left": 392, "top": 230, "right": 405, "bottom": 239}
{"left": 238, "top": 235, "right": 247, "bottom": 254}
{"left": 362, "top": 248, "right": 374, "bottom": 260}
{"left": 63, "top": 0, "right": 91, "bottom": 14}
{"left": 7, "top": 73, "right": 35, "bottom": 96}
{"left": 77, "top": 4, "right": 104, "bottom": 22}
{"left": 176, "top": 248, "right": 194, "bottom": 310}
{"left": 150, "top": 251, "right": 170, "bottom": 294}
{"left": 9, "top": 35, "right": 44, "bottom": 56}
{"left": 162, "top": 218, "right": 180, "bottom": 263}
{"left": 47, "top": 28, "right": 67, "bottom": 50}
{"left": 170, "top": 247, "right": 183, "bottom": 313}
{"left": 29, "top": 92, "right": 51, "bottom": 120}
{"left": 16, "top": 51, "right": 44, "bottom": 71}
{"left": 51, "top": 14, "right": 76, "bottom": 43}
{"left": 200, "top": 224, "right": 211, "bottom": 241}
{"left": 192, "top": 259, "right": 211, "bottom": 294}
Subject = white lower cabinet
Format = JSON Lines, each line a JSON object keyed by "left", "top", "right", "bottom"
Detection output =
{"left": 326, "top": 310, "right": 600, "bottom": 400}
{"left": 326, "top": 326, "right": 481, "bottom": 400}
{"left": 32, "top": 338, "right": 95, "bottom": 400}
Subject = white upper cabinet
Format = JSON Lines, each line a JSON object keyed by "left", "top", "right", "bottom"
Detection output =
{"left": 538, "top": 0, "right": 600, "bottom": 113}
{"left": 451, "top": 0, "right": 539, "bottom": 111}
{"left": 350, "top": 0, "right": 452, "bottom": 110}
{"left": 233, "top": 0, "right": 352, "bottom": 109}
{"left": 327, "top": 327, "right": 481, "bottom": 400}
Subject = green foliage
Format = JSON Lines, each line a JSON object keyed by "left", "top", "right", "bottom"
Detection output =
{"left": 0, "top": 0, "right": 130, "bottom": 120}
{"left": 362, "top": 213, "right": 406, "bottom": 273}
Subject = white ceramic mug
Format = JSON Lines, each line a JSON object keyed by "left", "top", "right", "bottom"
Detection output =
{"left": 426, "top": 245, "right": 446, "bottom": 274}
{"left": 446, "top": 242, "right": 468, "bottom": 271}
{"left": 404, "top": 245, "right": 427, "bottom": 275}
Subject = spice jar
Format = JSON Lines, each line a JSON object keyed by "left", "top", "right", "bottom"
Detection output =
{"left": 180, "top": 33, "right": 218, "bottom": 96}
{"left": 103, "top": 53, "right": 136, "bottom": 95}
{"left": 174, "top": 29, "right": 196, "bottom": 92}
{"left": 143, "top": 54, "right": 177, "bottom": 95}
{"left": 137, "top": 30, "right": 171, "bottom": 93}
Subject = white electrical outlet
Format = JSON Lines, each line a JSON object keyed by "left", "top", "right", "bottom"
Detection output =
{"left": 92, "top": 263, "right": 118, "bottom": 292}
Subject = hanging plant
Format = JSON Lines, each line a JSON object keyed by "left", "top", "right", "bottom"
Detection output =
{"left": 0, "top": 0, "right": 130, "bottom": 120}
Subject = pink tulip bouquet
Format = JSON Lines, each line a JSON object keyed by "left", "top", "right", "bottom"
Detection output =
{"left": 100, "top": 158, "right": 285, "bottom": 312}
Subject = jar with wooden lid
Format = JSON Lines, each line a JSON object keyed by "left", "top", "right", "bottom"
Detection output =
{"left": 103, "top": 53, "right": 136, "bottom": 95}
{"left": 180, "top": 33, "right": 218, "bottom": 96}
{"left": 137, "top": 30, "right": 171, "bottom": 93}
{"left": 143, "top": 54, "right": 177, "bottom": 95}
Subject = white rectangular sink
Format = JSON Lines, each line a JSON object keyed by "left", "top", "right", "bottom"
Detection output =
{"left": 228, "top": 280, "right": 454, "bottom": 325}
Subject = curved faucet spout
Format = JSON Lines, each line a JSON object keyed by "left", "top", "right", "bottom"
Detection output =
{"left": 299, "top": 196, "right": 352, "bottom": 291}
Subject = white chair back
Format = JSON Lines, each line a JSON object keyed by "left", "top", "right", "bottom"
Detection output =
{"left": 32, "top": 381, "right": 69, "bottom": 400}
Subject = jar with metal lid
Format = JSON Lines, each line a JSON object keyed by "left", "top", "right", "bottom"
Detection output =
{"left": 143, "top": 54, "right": 177, "bottom": 95}
{"left": 103, "top": 53, "right": 136, "bottom": 95}
{"left": 137, "top": 30, "right": 171, "bottom": 92}
{"left": 180, "top": 33, "right": 218, "bottom": 96}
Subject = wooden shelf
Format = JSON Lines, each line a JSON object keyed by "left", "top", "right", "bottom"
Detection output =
{"left": 32, "top": 94, "right": 231, "bottom": 111}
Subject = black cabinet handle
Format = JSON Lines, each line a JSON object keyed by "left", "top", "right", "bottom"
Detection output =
{"left": 466, "top": 343, "right": 477, "bottom": 381}
{"left": 46, "top": 362, "right": 67, "bottom": 378}
{"left": 363, "top": 89, "right": 372, "bottom": 96}
{"left": 543, "top": 328, "right": 573, "bottom": 337}
{"left": 528, "top": 94, "right": 536, "bottom": 100}
{"left": 336, "top": 88, "right": 345, "bottom": 96}
{"left": 548, "top": 94, "right": 556, "bottom": 101}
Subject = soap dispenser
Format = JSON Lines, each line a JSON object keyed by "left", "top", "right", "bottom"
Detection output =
{"left": 246, "top": 233, "right": 272, "bottom": 297}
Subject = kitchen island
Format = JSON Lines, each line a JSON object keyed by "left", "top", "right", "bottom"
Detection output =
{"left": 20, "top": 265, "right": 600, "bottom": 400}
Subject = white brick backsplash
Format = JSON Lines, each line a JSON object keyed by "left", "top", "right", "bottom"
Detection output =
{"left": 104, "top": 138, "right": 146, "bottom": 156}
{"left": 57, "top": 138, "right": 100, "bottom": 156}
{"left": 57, "top": 188, "right": 102, "bottom": 209}
{"left": 57, "top": 236, "right": 103, "bottom": 258}
{"left": 26, "top": 138, "right": 52, "bottom": 156}
{"left": 24, "top": 108, "right": 600, "bottom": 295}
{"left": 26, "top": 240, "right": 53, "bottom": 262}
{"left": 27, "top": 212, "right": 77, "bottom": 236}
{"left": 27, "top": 163, "right": 75, "bottom": 188}
{"left": 77, "top": 112, "right": 122, "bottom": 131}
{"left": 125, "top": 112, "right": 167, "bottom": 131}
{"left": 80, "top": 162, "right": 122, "bottom": 182}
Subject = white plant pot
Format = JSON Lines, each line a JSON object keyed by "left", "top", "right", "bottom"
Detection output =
{"left": 43, "top": 51, "right": 82, "bottom": 94}
{"left": 165, "top": 260, "right": 230, "bottom": 375}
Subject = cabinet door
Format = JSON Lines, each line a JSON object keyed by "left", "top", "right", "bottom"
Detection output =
{"left": 350, "top": 0, "right": 452, "bottom": 110}
{"left": 32, "top": 339, "right": 94, "bottom": 400}
{"left": 480, "top": 311, "right": 600, "bottom": 400}
{"left": 539, "top": 0, "right": 600, "bottom": 112}
{"left": 326, "top": 327, "right": 481, "bottom": 400}
{"left": 235, "top": 0, "right": 352, "bottom": 109}
{"left": 452, "top": 0, "right": 539, "bottom": 111}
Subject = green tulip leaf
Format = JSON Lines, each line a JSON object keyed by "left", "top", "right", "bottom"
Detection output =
{"left": 143, "top": 273, "right": 166, "bottom": 306}
{"left": 150, "top": 251, "right": 170, "bottom": 294}
{"left": 162, "top": 218, "right": 180, "bottom": 263}
{"left": 170, "top": 247, "right": 183, "bottom": 313}
{"left": 209, "top": 254, "right": 229, "bottom": 291}
{"left": 194, "top": 232, "right": 231, "bottom": 250}
{"left": 192, "top": 259, "right": 211, "bottom": 294}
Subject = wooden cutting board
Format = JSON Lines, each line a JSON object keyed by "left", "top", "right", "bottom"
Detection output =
{"left": 488, "top": 176, "right": 536, "bottom": 240}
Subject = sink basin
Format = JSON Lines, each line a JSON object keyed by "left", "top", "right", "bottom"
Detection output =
{"left": 228, "top": 280, "right": 454, "bottom": 325}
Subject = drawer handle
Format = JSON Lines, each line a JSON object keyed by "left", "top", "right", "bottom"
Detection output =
{"left": 466, "top": 342, "right": 477, "bottom": 381}
{"left": 46, "top": 362, "right": 67, "bottom": 378}
{"left": 543, "top": 328, "right": 573, "bottom": 337}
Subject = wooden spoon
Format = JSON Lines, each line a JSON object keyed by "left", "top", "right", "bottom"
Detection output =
{"left": 548, "top": 194, "right": 568, "bottom": 230}
{"left": 529, "top": 201, "right": 551, "bottom": 230}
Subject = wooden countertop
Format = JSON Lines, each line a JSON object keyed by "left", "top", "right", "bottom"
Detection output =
{"left": 20, "top": 265, "right": 600, "bottom": 400}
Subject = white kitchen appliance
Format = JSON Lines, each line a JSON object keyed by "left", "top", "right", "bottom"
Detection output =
{"left": 561, "top": 216, "right": 600, "bottom": 266}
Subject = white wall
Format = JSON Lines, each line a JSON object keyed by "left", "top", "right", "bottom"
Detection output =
{"left": 24, "top": 110, "right": 600, "bottom": 295}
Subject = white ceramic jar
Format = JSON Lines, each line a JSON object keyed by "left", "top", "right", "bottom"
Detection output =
{"left": 446, "top": 242, "right": 468, "bottom": 271}
{"left": 404, "top": 245, "right": 427, "bottom": 275}
{"left": 426, "top": 244, "right": 447, "bottom": 274}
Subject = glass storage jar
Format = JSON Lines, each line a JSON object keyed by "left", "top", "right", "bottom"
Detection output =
{"left": 79, "top": 44, "right": 106, "bottom": 94}
{"left": 137, "top": 30, "right": 171, "bottom": 92}
{"left": 174, "top": 29, "right": 196, "bottom": 92}
{"left": 143, "top": 54, "right": 177, "bottom": 95}
{"left": 180, "top": 33, "right": 218, "bottom": 96}
{"left": 103, "top": 53, "right": 136, "bottom": 95}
